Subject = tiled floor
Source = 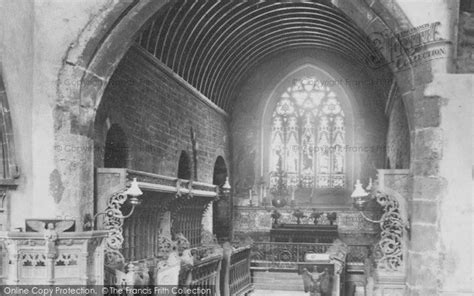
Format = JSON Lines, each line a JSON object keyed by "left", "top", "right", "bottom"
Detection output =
{"left": 251, "top": 290, "right": 307, "bottom": 296}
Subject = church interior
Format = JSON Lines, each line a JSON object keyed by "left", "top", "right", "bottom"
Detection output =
{"left": 0, "top": 0, "right": 472, "bottom": 295}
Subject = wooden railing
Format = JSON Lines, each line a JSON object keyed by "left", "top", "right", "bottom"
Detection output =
{"left": 221, "top": 245, "right": 253, "bottom": 296}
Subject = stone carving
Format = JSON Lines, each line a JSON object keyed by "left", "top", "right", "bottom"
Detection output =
{"left": 44, "top": 223, "right": 58, "bottom": 259}
{"left": 0, "top": 231, "right": 107, "bottom": 285}
{"left": 157, "top": 235, "right": 176, "bottom": 258}
{"left": 301, "top": 268, "right": 331, "bottom": 296}
{"left": 174, "top": 233, "right": 190, "bottom": 255}
{"left": 201, "top": 229, "right": 218, "bottom": 246}
{"left": 154, "top": 251, "right": 181, "bottom": 286}
{"left": 21, "top": 253, "right": 47, "bottom": 266}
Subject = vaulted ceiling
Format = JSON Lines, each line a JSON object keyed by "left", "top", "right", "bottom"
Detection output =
{"left": 136, "top": 0, "right": 386, "bottom": 112}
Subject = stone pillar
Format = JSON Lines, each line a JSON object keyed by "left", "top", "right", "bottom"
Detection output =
{"left": 406, "top": 74, "right": 472, "bottom": 296}
{"left": 53, "top": 131, "right": 95, "bottom": 230}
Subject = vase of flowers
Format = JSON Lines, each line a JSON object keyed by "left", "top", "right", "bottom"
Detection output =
{"left": 271, "top": 210, "right": 282, "bottom": 227}
{"left": 327, "top": 212, "right": 337, "bottom": 225}
{"left": 310, "top": 209, "right": 322, "bottom": 225}
{"left": 293, "top": 209, "right": 305, "bottom": 225}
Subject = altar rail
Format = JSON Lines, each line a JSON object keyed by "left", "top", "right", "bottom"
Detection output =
{"left": 250, "top": 242, "right": 370, "bottom": 271}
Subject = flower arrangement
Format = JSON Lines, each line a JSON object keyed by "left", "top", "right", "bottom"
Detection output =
{"left": 310, "top": 209, "right": 322, "bottom": 225}
{"left": 292, "top": 209, "right": 306, "bottom": 224}
{"left": 327, "top": 212, "right": 337, "bottom": 225}
{"left": 271, "top": 210, "right": 282, "bottom": 226}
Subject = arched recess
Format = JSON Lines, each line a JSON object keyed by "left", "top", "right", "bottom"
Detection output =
{"left": 53, "top": 0, "right": 420, "bottom": 219}
{"left": 104, "top": 124, "right": 129, "bottom": 168}
{"left": 177, "top": 151, "right": 192, "bottom": 180}
{"left": 53, "top": 1, "right": 441, "bottom": 293}
{"left": 212, "top": 156, "right": 228, "bottom": 186}
{"left": 212, "top": 156, "right": 231, "bottom": 242}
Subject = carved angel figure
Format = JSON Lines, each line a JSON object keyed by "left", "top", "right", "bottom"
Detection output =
{"left": 27, "top": 220, "right": 73, "bottom": 257}
{"left": 26, "top": 220, "right": 75, "bottom": 234}
{"left": 301, "top": 268, "right": 331, "bottom": 296}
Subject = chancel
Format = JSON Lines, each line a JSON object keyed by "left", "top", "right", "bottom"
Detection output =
{"left": 0, "top": 0, "right": 472, "bottom": 296}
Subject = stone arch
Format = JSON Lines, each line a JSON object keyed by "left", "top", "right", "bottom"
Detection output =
{"left": 56, "top": 0, "right": 419, "bottom": 138}
{"left": 54, "top": 0, "right": 433, "bottom": 248}
{"left": 57, "top": 0, "right": 171, "bottom": 136}
{"left": 336, "top": 0, "right": 420, "bottom": 91}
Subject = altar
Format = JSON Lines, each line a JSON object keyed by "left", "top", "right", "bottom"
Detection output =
{"left": 270, "top": 224, "right": 338, "bottom": 243}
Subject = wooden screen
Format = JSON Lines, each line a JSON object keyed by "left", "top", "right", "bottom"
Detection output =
{"left": 121, "top": 196, "right": 165, "bottom": 262}
{"left": 171, "top": 198, "right": 212, "bottom": 247}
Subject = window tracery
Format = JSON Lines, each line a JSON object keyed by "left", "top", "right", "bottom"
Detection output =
{"left": 270, "top": 78, "right": 346, "bottom": 190}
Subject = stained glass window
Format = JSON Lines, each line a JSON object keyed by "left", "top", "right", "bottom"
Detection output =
{"left": 270, "top": 77, "right": 346, "bottom": 190}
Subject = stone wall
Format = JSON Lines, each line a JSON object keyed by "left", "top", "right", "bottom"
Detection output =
{"left": 421, "top": 74, "right": 472, "bottom": 296}
{"left": 94, "top": 46, "right": 230, "bottom": 184}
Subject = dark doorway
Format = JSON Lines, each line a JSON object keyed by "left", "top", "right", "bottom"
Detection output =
{"left": 104, "top": 124, "right": 128, "bottom": 168}
{"left": 213, "top": 156, "right": 227, "bottom": 186}
{"left": 177, "top": 151, "right": 192, "bottom": 180}
{"left": 212, "top": 156, "right": 231, "bottom": 242}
